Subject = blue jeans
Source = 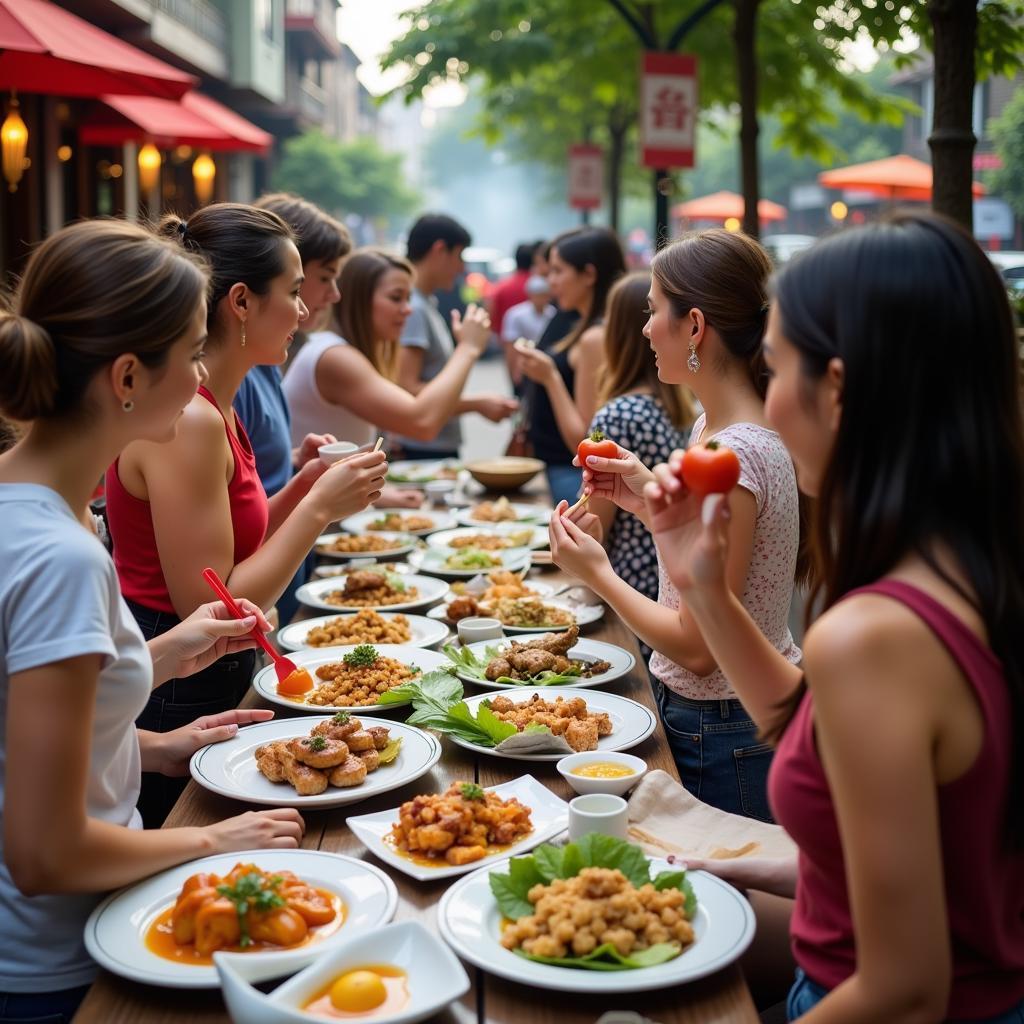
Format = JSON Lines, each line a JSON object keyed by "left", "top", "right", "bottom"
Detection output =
{"left": 0, "top": 984, "right": 91, "bottom": 1023}
{"left": 655, "top": 683, "right": 774, "bottom": 822}
{"left": 545, "top": 464, "right": 583, "bottom": 506}
{"left": 788, "top": 968, "right": 1024, "bottom": 1022}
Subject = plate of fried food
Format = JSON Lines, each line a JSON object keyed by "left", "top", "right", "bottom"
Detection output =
{"left": 439, "top": 837, "right": 755, "bottom": 993}
{"left": 339, "top": 508, "right": 456, "bottom": 537}
{"left": 432, "top": 592, "right": 604, "bottom": 633}
{"left": 407, "top": 545, "right": 532, "bottom": 579}
{"left": 446, "top": 627, "right": 634, "bottom": 690}
{"left": 346, "top": 776, "right": 569, "bottom": 882}
{"left": 276, "top": 609, "right": 449, "bottom": 652}
{"left": 426, "top": 525, "right": 549, "bottom": 551}
{"left": 189, "top": 714, "right": 443, "bottom": 809}
{"left": 386, "top": 459, "right": 463, "bottom": 485}
{"left": 252, "top": 645, "right": 455, "bottom": 713}
{"left": 314, "top": 531, "right": 417, "bottom": 560}
{"left": 84, "top": 850, "right": 398, "bottom": 989}
{"left": 455, "top": 497, "right": 551, "bottom": 527}
{"left": 295, "top": 570, "right": 449, "bottom": 613}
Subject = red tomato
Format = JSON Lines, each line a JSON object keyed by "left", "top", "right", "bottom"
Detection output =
{"left": 679, "top": 441, "right": 741, "bottom": 496}
{"left": 577, "top": 430, "right": 618, "bottom": 463}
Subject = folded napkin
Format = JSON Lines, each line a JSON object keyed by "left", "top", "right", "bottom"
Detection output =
{"left": 626, "top": 769, "right": 798, "bottom": 860}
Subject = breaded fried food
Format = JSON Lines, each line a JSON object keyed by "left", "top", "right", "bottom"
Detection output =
{"left": 254, "top": 741, "right": 290, "bottom": 783}
{"left": 280, "top": 749, "right": 328, "bottom": 796}
{"left": 514, "top": 623, "right": 579, "bottom": 656}
{"left": 358, "top": 748, "right": 381, "bottom": 772}
{"left": 328, "top": 755, "right": 367, "bottom": 787}
{"left": 287, "top": 735, "right": 349, "bottom": 769}
{"left": 367, "top": 726, "right": 390, "bottom": 750}
{"left": 344, "top": 729, "right": 375, "bottom": 752}
{"left": 311, "top": 713, "right": 362, "bottom": 741}
{"left": 342, "top": 570, "right": 388, "bottom": 594}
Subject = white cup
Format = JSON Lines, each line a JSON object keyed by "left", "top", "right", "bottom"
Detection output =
{"left": 425, "top": 479, "right": 456, "bottom": 506}
{"left": 457, "top": 617, "right": 504, "bottom": 645}
{"left": 568, "top": 793, "right": 629, "bottom": 842}
{"left": 318, "top": 441, "right": 359, "bottom": 465}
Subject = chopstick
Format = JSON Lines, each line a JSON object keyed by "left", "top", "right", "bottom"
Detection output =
{"left": 563, "top": 492, "right": 590, "bottom": 517}
{"left": 373, "top": 436, "right": 384, "bottom": 452}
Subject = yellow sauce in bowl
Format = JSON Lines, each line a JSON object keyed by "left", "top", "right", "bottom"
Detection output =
{"left": 570, "top": 762, "right": 636, "bottom": 779}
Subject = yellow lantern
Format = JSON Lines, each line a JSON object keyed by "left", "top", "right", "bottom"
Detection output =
{"left": 2, "top": 93, "right": 28, "bottom": 193}
{"left": 192, "top": 153, "right": 215, "bottom": 204}
{"left": 138, "top": 143, "right": 162, "bottom": 192}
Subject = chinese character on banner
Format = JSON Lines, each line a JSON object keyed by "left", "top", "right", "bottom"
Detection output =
{"left": 568, "top": 143, "right": 603, "bottom": 210}
{"left": 640, "top": 53, "right": 697, "bottom": 168}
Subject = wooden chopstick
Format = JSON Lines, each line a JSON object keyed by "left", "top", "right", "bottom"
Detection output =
{"left": 373, "top": 436, "right": 384, "bottom": 452}
{"left": 563, "top": 492, "right": 590, "bottom": 517}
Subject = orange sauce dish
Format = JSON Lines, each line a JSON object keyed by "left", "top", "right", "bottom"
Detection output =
{"left": 278, "top": 666, "right": 315, "bottom": 696}
{"left": 303, "top": 966, "right": 409, "bottom": 1019}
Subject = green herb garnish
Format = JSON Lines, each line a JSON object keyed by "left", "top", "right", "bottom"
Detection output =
{"left": 331, "top": 711, "right": 351, "bottom": 725}
{"left": 460, "top": 782, "right": 485, "bottom": 801}
{"left": 343, "top": 644, "right": 379, "bottom": 668}
{"left": 306, "top": 735, "right": 327, "bottom": 752}
{"left": 215, "top": 872, "right": 286, "bottom": 948}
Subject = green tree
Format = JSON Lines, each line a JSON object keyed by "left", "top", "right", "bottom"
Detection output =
{"left": 988, "top": 87, "right": 1024, "bottom": 220}
{"left": 272, "top": 130, "right": 418, "bottom": 224}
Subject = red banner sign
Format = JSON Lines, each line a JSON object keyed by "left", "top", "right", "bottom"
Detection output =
{"left": 568, "top": 143, "right": 604, "bottom": 210}
{"left": 640, "top": 52, "right": 697, "bottom": 169}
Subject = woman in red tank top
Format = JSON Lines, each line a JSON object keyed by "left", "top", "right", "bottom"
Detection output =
{"left": 638, "top": 213, "right": 1024, "bottom": 1022}
{"left": 107, "top": 204, "right": 388, "bottom": 826}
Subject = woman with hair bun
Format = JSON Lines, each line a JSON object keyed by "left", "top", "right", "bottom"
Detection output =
{"left": 550, "top": 229, "right": 801, "bottom": 820}
{"left": 0, "top": 220, "right": 303, "bottom": 1021}
{"left": 106, "top": 203, "right": 386, "bottom": 825}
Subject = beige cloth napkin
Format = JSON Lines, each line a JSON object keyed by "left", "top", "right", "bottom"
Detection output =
{"left": 626, "top": 769, "right": 798, "bottom": 860}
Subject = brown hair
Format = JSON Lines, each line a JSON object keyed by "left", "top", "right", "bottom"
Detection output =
{"left": 329, "top": 248, "right": 413, "bottom": 380}
{"left": 597, "top": 272, "right": 695, "bottom": 432}
{"left": 158, "top": 203, "right": 295, "bottom": 337}
{"left": 651, "top": 229, "right": 771, "bottom": 397}
{"left": 0, "top": 219, "right": 207, "bottom": 422}
{"left": 254, "top": 192, "right": 352, "bottom": 265}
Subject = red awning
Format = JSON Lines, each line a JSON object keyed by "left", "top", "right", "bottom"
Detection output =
{"left": 0, "top": 0, "right": 195, "bottom": 98}
{"left": 818, "top": 154, "right": 986, "bottom": 201}
{"left": 80, "top": 93, "right": 273, "bottom": 155}
{"left": 672, "top": 190, "right": 788, "bottom": 223}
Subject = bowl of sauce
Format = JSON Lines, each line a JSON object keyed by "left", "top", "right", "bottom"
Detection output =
{"left": 556, "top": 751, "right": 647, "bottom": 796}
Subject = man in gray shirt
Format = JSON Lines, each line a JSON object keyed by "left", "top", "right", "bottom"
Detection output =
{"left": 396, "top": 213, "right": 518, "bottom": 459}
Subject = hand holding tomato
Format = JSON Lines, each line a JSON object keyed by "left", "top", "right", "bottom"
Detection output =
{"left": 678, "top": 441, "right": 741, "bottom": 496}
{"left": 574, "top": 437, "right": 653, "bottom": 517}
{"left": 577, "top": 430, "right": 619, "bottom": 464}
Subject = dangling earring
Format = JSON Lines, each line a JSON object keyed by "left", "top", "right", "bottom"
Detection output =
{"left": 240, "top": 321, "right": 247, "bottom": 348}
{"left": 122, "top": 399, "right": 134, "bottom": 412}
{"left": 687, "top": 342, "right": 700, "bottom": 374}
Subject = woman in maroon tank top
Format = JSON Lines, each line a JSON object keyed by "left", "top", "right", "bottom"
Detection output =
{"left": 638, "top": 214, "right": 1024, "bottom": 1022}
{"left": 107, "top": 204, "right": 388, "bottom": 826}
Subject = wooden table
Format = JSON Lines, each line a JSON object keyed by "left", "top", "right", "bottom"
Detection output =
{"left": 76, "top": 499, "right": 758, "bottom": 1024}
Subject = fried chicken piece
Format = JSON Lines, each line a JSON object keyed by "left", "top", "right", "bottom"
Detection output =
{"left": 445, "top": 844, "right": 487, "bottom": 866}
{"left": 565, "top": 718, "right": 600, "bottom": 752}
{"left": 508, "top": 648, "right": 558, "bottom": 674}
{"left": 193, "top": 897, "right": 242, "bottom": 956}
{"left": 366, "top": 725, "right": 391, "bottom": 750}
{"left": 280, "top": 749, "right": 328, "bottom": 796}
{"left": 552, "top": 655, "right": 571, "bottom": 673}
{"left": 358, "top": 747, "right": 380, "bottom": 772}
{"left": 518, "top": 623, "right": 578, "bottom": 656}
{"left": 279, "top": 882, "right": 336, "bottom": 926}
{"left": 593, "top": 712, "right": 613, "bottom": 736}
{"left": 485, "top": 657, "right": 513, "bottom": 681}
{"left": 255, "top": 741, "right": 290, "bottom": 783}
{"left": 344, "top": 729, "right": 375, "bottom": 752}
{"left": 171, "top": 886, "right": 218, "bottom": 945}
{"left": 488, "top": 695, "right": 515, "bottom": 713}
{"left": 288, "top": 735, "right": 349, "bottom": 769}
{"left": 311, "top": 715, "right": 362, "bottom": 741}
{"left": 328, "top": 755, "right": 367, "bottom": 787}
{"left": 447, "top": 596, "right": 480, "bottom": 622}
{"left": 342, "top": 570, "right": 387, "bottom": 595}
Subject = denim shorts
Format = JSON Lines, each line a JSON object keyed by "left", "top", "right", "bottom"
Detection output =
{"left": 787, "top": 968, "right": 1024, "bottom": 1022}
{"left": 655, "top": 682, "right": 774, "bottom": 821}
{"left": 0, "top": 984, "right": 91, "bottom": 1024}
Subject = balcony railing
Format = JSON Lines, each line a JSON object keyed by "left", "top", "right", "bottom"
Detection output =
{"left": 285, "top": 0, "right": 339, "bottom": 56}
{"left": 156, "top": 0, "right": 228, "bottom": 53}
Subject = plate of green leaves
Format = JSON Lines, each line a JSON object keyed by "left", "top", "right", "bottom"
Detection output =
{"left": 438, "top": 836, "right": 756, "bottom": 992}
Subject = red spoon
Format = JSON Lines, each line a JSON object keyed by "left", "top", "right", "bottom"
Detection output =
{"left": 202, "top": 567, "right": 313, "bottom": 695}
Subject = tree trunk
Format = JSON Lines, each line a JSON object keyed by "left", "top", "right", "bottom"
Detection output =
{"left": 733, "top": 0, "right": 761, "bottom": 239}
{"left": 928, "top": 0, "right": 978, "bottom": 229}
{"left": 607, "top": 120, "right": 626, "bottom": 234}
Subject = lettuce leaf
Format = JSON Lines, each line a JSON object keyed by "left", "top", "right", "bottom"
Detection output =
{"left": 515, "top": 940, "right": 683, "bottom": 971}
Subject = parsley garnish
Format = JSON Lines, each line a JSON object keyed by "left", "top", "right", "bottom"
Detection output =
{"left": 331, "top": 711, "right": 351, "bottom": 725}
{"left": 460, "top": 782, "right": 485, "bottom": 801}
{"left": 215, "top": 872, "right": 286, "bottom": 948}
{"left": 307, "top": 735, "right": 327, "bottom": 752}
{"left": 343, "top": 644, "right": 379, "bottom": 668}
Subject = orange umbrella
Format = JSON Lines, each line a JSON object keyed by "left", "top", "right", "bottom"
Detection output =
{"left": 818, "top": 154, "right": 986, "bottom": 201}
{"left": 672, "top": 190, "right": 788, "bottom": 223}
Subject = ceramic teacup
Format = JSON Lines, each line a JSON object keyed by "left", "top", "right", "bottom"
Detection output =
{"left": 457, "top": 617, "right": 504, "bottom": 644}
{"left": 568, "top": 793, "right": 630, "bottom": 842}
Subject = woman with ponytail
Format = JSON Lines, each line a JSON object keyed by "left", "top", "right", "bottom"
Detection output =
{"left": 0, "top": 221, "right": 303, "bottom": 1022}
{"left": 106, "top": 204, "right": 386, "bottom": 825}
{"left": 549, "top": 229, "right": 801, "bottom": 820}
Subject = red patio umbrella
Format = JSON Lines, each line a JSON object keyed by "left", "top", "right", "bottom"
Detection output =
{"left": 0, "top": 0, "right": 196, "bottom": 98}
{"left": 818, "top": 154, "right": 986, "bottom": 201}
{"left": 673, "top": 190, "right": 788, "bottom": 223}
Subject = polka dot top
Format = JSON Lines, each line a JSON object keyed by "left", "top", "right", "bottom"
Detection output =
{"left": 649, "top": 415, "right": 802, "bottom": 700}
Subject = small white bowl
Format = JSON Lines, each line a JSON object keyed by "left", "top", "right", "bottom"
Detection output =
{"left": 216, "top": 919, "right": 469, "bottom": 1024}
{"left": 556, "top": 750, "right": 648, "bottom": 797}
{"left": 319, "top": 440, "right": 373, "bottom": 465}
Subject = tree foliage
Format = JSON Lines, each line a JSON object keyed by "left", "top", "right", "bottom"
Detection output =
{"left": 272, "top": 130, "right": 419, "bottom": 223}
{"left": 988, "top": 87, "right": 1024, "bottom": 220}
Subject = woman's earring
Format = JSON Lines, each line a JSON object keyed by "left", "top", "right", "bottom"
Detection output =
{"left": 687, "top": 342, "right": 701, "bottom": 374}
{"left": 240, "top": 321, "right": 246, "bottom": 348}
{"left": 122, "top": 399, "right": 134, "bottom": 412}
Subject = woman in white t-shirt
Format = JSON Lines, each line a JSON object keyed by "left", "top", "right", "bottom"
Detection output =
{"left": 0, "top": 221, "right": 303, "bottom": 1021}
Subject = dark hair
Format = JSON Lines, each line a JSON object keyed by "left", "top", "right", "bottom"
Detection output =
{"left": 773, "top": 211, "right": 1024, "bottom": 848}
{"left": 598, "top": 271, "right": 694, "bottom": 432}
{"left": 329, "top": 247, "right": 413, "bottom": 379}
{"left": 254, "top": 192, "right": 352, "bottom": 266}
{"left": 0, "top": 219, "right": 207, "bottom": 422}
{"left": 651, "top": 228, "right": 771, "bottom": 398}
{"left": 550, "top": 227, "right": 627, "bottom": 352}
{"left": 515, "top": 242, "right": 537, "bottom": 271}
{"left": 159, "top": 203, "right": 295, "bottom": 334}
{"left": 406, "top": 213, "right": 471, "bottom": 262}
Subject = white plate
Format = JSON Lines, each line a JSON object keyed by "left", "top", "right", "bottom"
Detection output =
{"left": 450, "top": 687, "right": 657, "bottom": 762}
{"left": 252, "top": 646, "right": 454, "bottom": 714}
{"left": 276, "top": 613, "right": 449, "bottom": 652}
{"left": 451, "top": 637, "right": 635, "bottom": 690}
{"left": 426, "top": 525, "right": 549, "bottom": 551}
{"left": 339, "top": 508, "right": 457, "bottom": 537}
{"left": 84, "top": 849, "right": 398, "bottom": 989}
{"left": 294, "top": 574, "right": 449, "bottom": 613}
{"left": 346, "top": 775, "right": 569, "bottom": 882}
{"left": 314, "top": 531, "right": 417, "bottom": 561}
{"left": 189, "top": 715, "right": 442, "bottom": 809}
{"left": 455, "top": 503, "right": 551, "bottom": 527}
{"left": 439, "top": 863, "right": 755, "bottom": 994}
{"left": 386, "top": 459, "right": 464, "bottom": 485}
{"left": 427, "top": 594, "right": 603, "bottom": 634}
{"left": 408, "top": 546, "right": 532, "bottom": 579}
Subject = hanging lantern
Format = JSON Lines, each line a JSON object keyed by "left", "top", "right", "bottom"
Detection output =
{"left": 2, "top": 93, "right": 28, "bottom": 193}
{"left": 192, "top": 153, "right": 215, "bottom": 204}
{"left": 138, "top": 143, "right": 162, "bottom": 192}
